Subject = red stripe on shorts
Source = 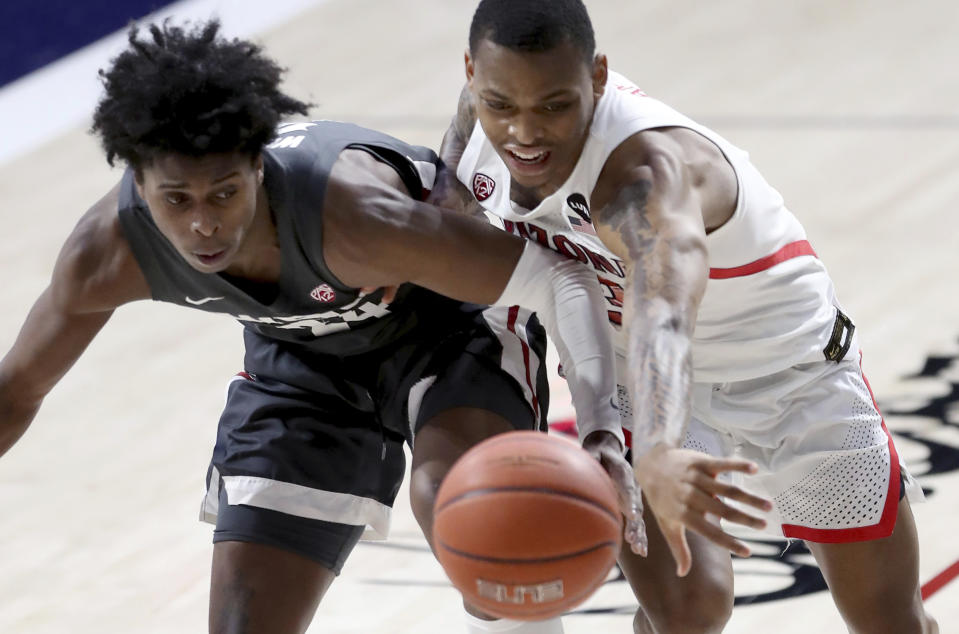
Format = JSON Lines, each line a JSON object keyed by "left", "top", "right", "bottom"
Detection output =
{"left": 781, "top": 352, "right": 901, "bottom": 543}
{"left": 708, "top": 240, "right": 817, "bottom": 279}
{"left": 507, "top": 305, "right": 540, "bottom": 421}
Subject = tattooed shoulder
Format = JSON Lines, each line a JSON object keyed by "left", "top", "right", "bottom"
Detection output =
{"left": 597, "top": 179, "right": 654, "bottom": 250}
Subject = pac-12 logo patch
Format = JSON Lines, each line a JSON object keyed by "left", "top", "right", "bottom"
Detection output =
{"left": 310, "top": 283, "right": 336, "bottom": 302}
{"left": 472, "top": 173, "right": 496, "bottom": 201}
{"left": 566, "top": 193, "right": 591, "bottom": 223}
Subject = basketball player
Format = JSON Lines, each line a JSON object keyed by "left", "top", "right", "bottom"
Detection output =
{"left": 0, "top": 21, "right": 637, "bottom": 634}
{"left": 433, "top": 1, "right": 938, "bottom": 633}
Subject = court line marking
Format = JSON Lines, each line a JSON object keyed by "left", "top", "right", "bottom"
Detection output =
{"left": 922, "top": 558, "right": 959, "bottom": 600}
{"left": 550, "top": 420, "right": 959, "bottom": 602}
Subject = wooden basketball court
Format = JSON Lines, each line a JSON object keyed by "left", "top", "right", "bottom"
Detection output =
{"left": 0, "top": 1, "right": 956, "bottom": 631}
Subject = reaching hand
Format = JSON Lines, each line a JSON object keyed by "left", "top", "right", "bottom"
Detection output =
{"left": 359, "top": 285, "right": 399, "bottom": 304}
{"left": 633, "top": 444, "right": 773, "bottom": 577}
{"left": 581, "top": 430, "right": 647, "bottom": 556}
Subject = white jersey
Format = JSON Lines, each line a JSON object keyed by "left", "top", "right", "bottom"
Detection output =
{"left": 457, "top": 70, "right": 844, "bottom": 383}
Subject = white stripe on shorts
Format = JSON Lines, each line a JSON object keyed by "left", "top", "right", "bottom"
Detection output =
{"left": 201, "top": 472, "right": 393, "bottom": 540}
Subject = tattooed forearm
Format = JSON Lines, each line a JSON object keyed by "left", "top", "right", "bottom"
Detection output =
{"left": 597, "top": 178, "right": 706, "bottom": 455}
{"left": 625, "top": 284, "right": 694, "bottom": 453}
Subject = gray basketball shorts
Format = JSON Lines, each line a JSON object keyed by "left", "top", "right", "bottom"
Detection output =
{"left": 199, "top": 305, "right": 548, "bottom": 574}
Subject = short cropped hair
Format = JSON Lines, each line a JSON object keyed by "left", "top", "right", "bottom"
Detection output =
{"left": 92, "top": 20, "right": 310, "bottom": 169}
{"left": 468, "top": 0, "right": 595, "bottom": 62}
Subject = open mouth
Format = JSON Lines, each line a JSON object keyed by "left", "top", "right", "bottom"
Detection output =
{"left": 506, "top": 148, "right": 550, "bottom": 165}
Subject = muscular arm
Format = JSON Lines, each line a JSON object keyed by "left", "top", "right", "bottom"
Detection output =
{"left": 593, "top": 143, "right": 709, "bottom": 456}
{"left": 593, "top": 130, "right": 770, "bottom": 570}
{"left": 0, "top": 184, "right": 150, "bottom": 456}
{"left": 323, "top": 149, "right": 620, "bottom": 440}
{"left": 324, "top": 149, "right": 521, "bottom": 300}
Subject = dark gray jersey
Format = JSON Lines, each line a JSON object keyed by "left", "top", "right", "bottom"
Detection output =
{"left": 117, "top": 120, "right": 467, "bottom": 355}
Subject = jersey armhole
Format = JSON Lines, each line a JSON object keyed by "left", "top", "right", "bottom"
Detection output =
{"left": 345, "top": 143, "right": 428, "bottom": 201}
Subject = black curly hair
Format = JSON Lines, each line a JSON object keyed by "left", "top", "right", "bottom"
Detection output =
{"left": 469, "top": 0, "right": 595, "bottom": 63}
{"left": 92, "top": 20, "right": 310, "bottom": 170}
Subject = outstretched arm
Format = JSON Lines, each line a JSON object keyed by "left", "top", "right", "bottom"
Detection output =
{"left": 0, "top": 291, "right": 114, "bottom": 456}
{"left": 359, "top": 85, "right": 480, "bottom": 305}
{"left": 429, "top": 87, "right": 645, "bottom": 547}
{"left": 323, "top": 149, "right": 621, "bottom": 450}
{"left": 593, "top": 132, "right": 771, "bottom": 575}
{"left": 0, "top": 185, "right": 150, "bottom": 457}
{"left": 596, "top": 168, "right": 705, "bottom": 457}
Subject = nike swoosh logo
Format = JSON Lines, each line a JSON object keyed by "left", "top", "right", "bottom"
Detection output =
{"left": 185, "top": 296, "right": 225, "bottom": 305}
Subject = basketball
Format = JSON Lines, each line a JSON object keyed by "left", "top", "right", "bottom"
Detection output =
{"left": 432, "top": 430, "right": 623, "bottom": 620}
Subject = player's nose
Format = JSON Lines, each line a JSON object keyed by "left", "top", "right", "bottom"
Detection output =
{"left": 191, "top": 207, "right": 220, "bottom": 237}
{"left": 508, "top": 112, "right": 544, "bottom": 145}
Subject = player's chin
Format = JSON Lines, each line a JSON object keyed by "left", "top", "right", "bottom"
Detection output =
{"left": 507, "top": 166, "right": 557, "bottom": 192}
{"left": 509, "top": 154, "right": 571, "bottom": 192}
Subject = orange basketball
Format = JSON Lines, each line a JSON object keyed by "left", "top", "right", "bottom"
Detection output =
{"left": 432, "top": 430, "right": 622, "bottom": 620}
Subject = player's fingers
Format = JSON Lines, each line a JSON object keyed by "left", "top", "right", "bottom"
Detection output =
{"left": 602, "top": 454, "right": 639, "bottom": 516}
{"left": 601, "top": 455, "right": 647, "bottom": 554}
{"left": 683, "top": 513, "right": 752, "bottom": 558}
{"left": 625, "top": 482, "right": 647, "bottom": 556}
{"left": 381, "top": 285, "right": 399, "bottom": 303}
{"left": 357, "top": 286, "right": 399, "bottom": 303}
{"left": 625, "top": 513, "right": 649, "bottom": 557}
{"left": 660, "top": 523, "right": 692, "bottom": 577}
{"left": 698, "top": 456, "right": 759, "bottom": 476}
{"left": 690, "top": 488, "right": 767, "bottom": 530}
{"left": 692, "top": 474, "right": 773, "bottom": 512}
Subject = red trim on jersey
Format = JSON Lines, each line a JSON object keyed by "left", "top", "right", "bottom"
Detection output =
{"left": 507, "top": 305, "right": 540, "bottom": 421}
{"left": 236, "top": 371, "right": 253, "bottom": 381}
{"left": 781, "top": 352, "right": 901, "bottom": 543}
{"left": 708, "top": 240, "right": 817, "bottom": 280}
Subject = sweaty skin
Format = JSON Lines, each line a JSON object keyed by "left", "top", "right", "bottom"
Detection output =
{"left": 0, "top": 128, "right": 625, "bottom": 634}
{"left": 441, "top": 32, "right": 938, "bottom": 634}
{"left": 0, "top": 146, "right": 605, "bottom": 465}
{"left": 438, "top": 39, "right": 771, "bottom": 571}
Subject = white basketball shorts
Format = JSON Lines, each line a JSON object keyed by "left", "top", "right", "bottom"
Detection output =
{"left": 620, "top": 347, "right": 922, "bottom": 543}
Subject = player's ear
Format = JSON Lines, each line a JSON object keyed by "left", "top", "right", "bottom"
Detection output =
{"left": 592, "top": 54, "right": 608, "bottom": 101}
{"left": 465, "top": 48, "right": 475, "bottom": 86}
{"left": 252, "top": 154, "right": 264, "bottom": 185}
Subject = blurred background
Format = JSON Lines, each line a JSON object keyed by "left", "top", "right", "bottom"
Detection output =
{"left": 0, "top": 1, "right": 956, "bottom": 632}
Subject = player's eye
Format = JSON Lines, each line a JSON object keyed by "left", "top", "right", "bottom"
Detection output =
{"left": 215, "top": 187, "right": 237, "bottom": 200}
{"left": 165, "top": 192, "right": 188, "bottom": 206}
{"left": 483, "top": 98, "right": 511, "bottom": 112}
{"left": 543, "top": 102, "right": 572, "bottom": 113}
